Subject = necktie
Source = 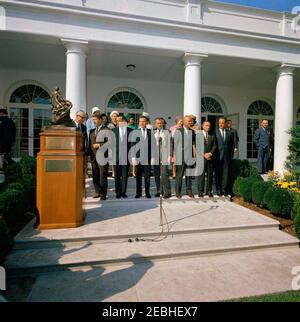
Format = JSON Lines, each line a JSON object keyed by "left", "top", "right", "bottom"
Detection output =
{"left": 222, "top": 129, "right": 225, "bottom": 141}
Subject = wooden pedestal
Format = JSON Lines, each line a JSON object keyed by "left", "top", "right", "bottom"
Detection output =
{"left": 37, "top": 126, "right": 85, "bottom": 230}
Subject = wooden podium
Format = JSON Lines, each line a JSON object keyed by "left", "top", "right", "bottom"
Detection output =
{"left": 37, "top": 126, "right": 85, "bottom": 230}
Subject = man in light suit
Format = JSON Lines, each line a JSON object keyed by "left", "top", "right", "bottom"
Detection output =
{"left": 88, "top": 111, "right": 110, "bottom": 200}
{"left": 254, "top": 119, "right": 272, "bottom": 174}
{"left": 215, "top": 117, "right": 233, "bottom": 196}
{"left": 153, "top": 117, "right": 172, "bottom": 199}
{"left": 174, "top": 115, "right": 196, "bottom": 198}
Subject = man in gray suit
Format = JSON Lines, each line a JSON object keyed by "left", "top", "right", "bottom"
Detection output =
{"left": 254, "top": 119, "right": 271, "bottom": 174}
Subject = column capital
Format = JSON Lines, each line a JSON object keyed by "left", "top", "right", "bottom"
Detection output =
{"left": 61, "top": 38, "right": 89, "bottom": 55}
{"left": 183, "top": 52, "right": 208, "bottom": 67}
{"left": 276, "top": 63, "right": 300, "bottom": 76}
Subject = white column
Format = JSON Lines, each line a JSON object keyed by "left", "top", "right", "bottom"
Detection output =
{"left": 62, "top": 39, "right": 88, "bottom": 119}
{"left": 183, "top": 52, "right": 207, "bottom": 123}
{"left": 274, "top": 64, "right": 296, "bottom": 173}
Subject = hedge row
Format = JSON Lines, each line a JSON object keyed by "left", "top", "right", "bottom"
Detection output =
{"left": 292, "top": 196, "right": 300, "bottom": 239}
{"left": 234, "top": 176, "right": 294, "bottom": 219}
{"left": 228, "top": 159, "right": 261, "bottom": 195}
{"left": 0, "top": 156, "right": 36, "bottom": 263}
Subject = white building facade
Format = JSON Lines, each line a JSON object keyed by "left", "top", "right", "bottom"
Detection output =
{"left": 0, "top": 0, "right": 300, "bottom": 172}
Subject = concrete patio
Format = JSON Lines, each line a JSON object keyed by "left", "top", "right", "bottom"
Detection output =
{"left": 2, "top": 177, "right": 300, "bottom": 302}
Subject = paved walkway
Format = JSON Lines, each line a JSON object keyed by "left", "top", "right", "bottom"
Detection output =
{"left": 2, "top": 178, "right": 300, "bottom": 302}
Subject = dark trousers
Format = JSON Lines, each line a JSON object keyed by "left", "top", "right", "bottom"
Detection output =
{"left": 136, "top": 164, "right": 151, "bottom": 196}
{"left": 91, "top": 159, "right": 108, "bottom": 196}
{"left": 215, "top": 158, "right": 229, "bottom": 193}
{"left": 175, "top": 164, "right": 193, "bottom": 195}
{"left": 113, "top": 164, "right": 129, "bottom": 196}
{"left": 154, "top": 165, "right": 171, "bottom": 196}
{"left": 257, "top": 146, "right": 270, "bottom": 174}
{"left": 197, "top": 160, "right": 213, "bottom": 193}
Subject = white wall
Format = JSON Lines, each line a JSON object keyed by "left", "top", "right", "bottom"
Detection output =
{"left": 0, "top": 68, "right": 65, "bottom": 107}
{"left": 1, "top": 67, "right": 299, "bottom": 161}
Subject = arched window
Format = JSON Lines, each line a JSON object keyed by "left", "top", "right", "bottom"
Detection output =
{"left": 106, "top": 88, "right": 145, "bottom": 125}
{"left": 201, "top": 96, "right": 224, "bottom": 135}
{"left": 247, "top": 100, "right": 274, "bottom": 160}
{"left": 247, "top": 100, "right": 274, "bottom": 116}
{"left": 7, "top": 83, "right": 52, "bottom": 158}
{"left": 201, "top": 96, "right": 223, "bottom": 114}
{"left": 107, "top": 90, "right": 144, "bottom": 110}
{"left": 9, "top": 84, "right": 50, "bottom": 105}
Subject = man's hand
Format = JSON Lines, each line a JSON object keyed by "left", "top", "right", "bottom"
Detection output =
{"left": 204, "top": 153, "right": 212, "bottom": 160}
{"left": 93, "top": 143, "right": 100, "bottom": 150}
{"left": 234, "top": 148, "right": 238, "bottom": 153}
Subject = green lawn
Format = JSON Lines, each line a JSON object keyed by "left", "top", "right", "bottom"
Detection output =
{"left": 230, "top": 290, "right": 300, "bottom": 302}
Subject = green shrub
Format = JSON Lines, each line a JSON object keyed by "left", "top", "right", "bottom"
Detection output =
{"left": 294, "top": 212, "right": 300, "bottom": 240}
{"left": 19, "top": 155, "right": 36, "bottom": 177}
{"left": 264, "top": 187, "right": 294, "bottom": 218}
{"left": 232, "top": 176, "right": 244, "bottom": 197}
{"left": 4, "top": 156, "right": 36, "bottom": 184}
{"left": 292, "top": 195, "right": 300, "bottom": 221}
{"left": 252, "top": 181, "right": 273, "bottom": 207}
{"left": 243, "top": 162, "right": 262, "bottom": 180}
{"left": 4, "top": 161, "right": 22, "bottom": 183}
{"left": 286, "top": 124, "right": 300, "bottom": 180}
{"left": 21, "top": 175, "right": 36, "bottom": 211}
{"left": 0, "top": 215, "right": 13, "bottom": 263}
{"left": 240, "top": 177, "right": 260, "bottom": 202}
{"left": 7, "top": 182, "right": 24, "bottom": 190}
{"left": 0, "top": 188, "right": 26, "bottom": 221}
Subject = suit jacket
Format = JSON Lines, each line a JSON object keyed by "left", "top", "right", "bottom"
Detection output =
{"left": 202, "top": 132, "right": 217, "bottom": 157}
{"left": 173, "top": 127, "right": 196, "bottom": 165}
{"left": 227, "top": 128, "right": 239, "bottom": 150}
{"left": 72, "top": 121, "right": 88, "bottom": 153}
{"left": 215, "top": 128, "right": 233, "bottom": 161}
{"left": 254, "top": 127, "right": 271, "bottom": 149}
{"left": 112, "top": 126, "right": 132, "bottom": 164}
{"left": 0, "top": 116, "right": 16, "bottom": 153}
{"left": 88, "top": 125, "right": 110, "bottom": 161}
{"left": 132, "top": 128, "right": 154, "bottom": 165}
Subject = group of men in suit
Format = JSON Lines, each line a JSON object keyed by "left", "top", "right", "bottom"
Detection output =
{"left": 78, "top": 109, "right": 240, "bottom": 200}
{"left": 174, "top": 115, "right": 238, "bottom": 198}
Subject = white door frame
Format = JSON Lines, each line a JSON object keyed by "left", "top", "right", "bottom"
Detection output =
{"left": 8, "top": 103, "right": 52, "bottom": 157}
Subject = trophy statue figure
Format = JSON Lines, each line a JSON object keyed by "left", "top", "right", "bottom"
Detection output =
{"left": 51, "top": 87, "right": 74, "bottom": 126}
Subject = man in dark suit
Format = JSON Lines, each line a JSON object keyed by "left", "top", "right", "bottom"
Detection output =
{"left": 254, "top": 119, "right": 272, "bottom": 174}
{"left": 73, "top": 110, "right": 88, "bottom": 154}
{"left": 153, "top": 117, "right": 172, "bottom": 199}
{"left": 88, "top": 111, "right": 110, "bottom": 200}
{"left": 132, "top": 115, "right": 155, "bottom": 199}
{"left": 112, "top": 115, "right": 132, "bottom": 199}
{"left": 0, "top": 108, "right": 16, "bottom": 167}
{"left": 226, "top": 119, "right": 239, "bottom": 159}
{"left": 215, "top": 117, "right": 233, "bottom": 196}
{"left": 174, "top": 115, "right": 196, "bottom": 198}
{"left": 197, "top": 121, "right": 217, "bottom": 198}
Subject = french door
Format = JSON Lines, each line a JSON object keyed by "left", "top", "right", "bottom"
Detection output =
{"left": 9, "top": 104, "right": 52, "bottom": 157}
